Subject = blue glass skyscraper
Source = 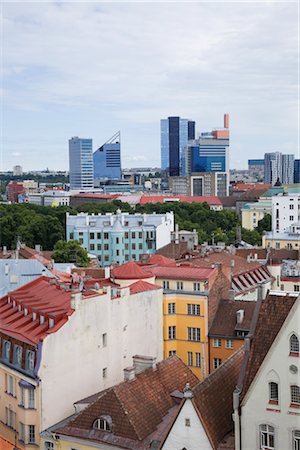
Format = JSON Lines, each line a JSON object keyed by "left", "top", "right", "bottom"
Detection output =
{"left": 160, "top": 117, "right": 195, "bottom": 176}
{"left": 294, "top": 159, "right": 300, "bottom": 183}
{"left": 93, "top": 132, "right": 122, "bottom": 180}
{"left": 69, "top": 137, "right": 94, "bottom": 190}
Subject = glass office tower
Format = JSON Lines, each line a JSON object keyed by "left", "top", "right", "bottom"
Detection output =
{"left": 69, "top": 137, "right": 94, "bottom": 190}
{"left": 93, "top": 132, "right": 122, "bottom": 180}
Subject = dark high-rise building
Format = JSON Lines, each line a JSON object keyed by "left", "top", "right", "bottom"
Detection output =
{"left": 294, "top": 159, "right": 300, "bottom": 183}
{"left": 160, "top": 117, "right": 195, "bottom": 176}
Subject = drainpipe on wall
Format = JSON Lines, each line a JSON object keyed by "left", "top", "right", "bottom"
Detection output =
{"left": 233, "top": 386, "right": 242, "bottom": 450}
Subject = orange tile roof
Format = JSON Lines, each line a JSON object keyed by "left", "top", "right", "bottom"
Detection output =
{"left": 143, "top": 265, "right": 216, "bottom": 281}
{"left": 112, "top": 261, "right": 153, "bottom": 280}
{"left": 0, "top": 436, "right": 21, "bottom": 450}
{"left": 140, "top": 195, "right": 222, "bottom": 205}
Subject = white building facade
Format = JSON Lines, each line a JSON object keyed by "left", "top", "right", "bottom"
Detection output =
{"left": 272, "top": 193, "right": 300, "bottom": 233}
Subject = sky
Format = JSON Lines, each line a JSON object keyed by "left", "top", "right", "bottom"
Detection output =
{"left": 1, "top": 0, "right": 299, "bottom": 171}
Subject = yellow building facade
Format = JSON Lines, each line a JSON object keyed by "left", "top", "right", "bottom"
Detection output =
{"left": 263, "top": 234, "right": 300, "bottom": 250}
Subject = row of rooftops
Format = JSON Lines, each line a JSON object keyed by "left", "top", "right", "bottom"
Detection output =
{"left": 43, "top": 290, "right": 299, "bottom": 450}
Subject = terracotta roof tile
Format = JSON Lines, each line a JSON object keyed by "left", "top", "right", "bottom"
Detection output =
{"left": 56, "top": 356, "right": 198, "bottom": 447}
{"left": 112, "top": 261, "right": 153, "bottom": 280}
{"left": 209, "top": 299, "right": 256, "bottom": 337}
{"left": 241, "top": 292, "right": 298, "bottom": 400}
{"left": 143, "top": 265, "right": 216, "bottom": 281}
{"left": 140, "top": 196, "right": 222, "bottom": 205}
{"left": 157, "top": 241, "right": 191, "bottom": 260}
{"left": 193, "top": 347, "right": 245, "bottom": 449}
{"left": 129, "top": 280, "right": 161, "bottom": 295}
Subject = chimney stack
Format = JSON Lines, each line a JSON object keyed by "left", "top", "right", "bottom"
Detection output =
{"left": 224, "top": 113, "right": 229, "bottom": 129}
{"left": 132, "top": 355, "right": 157, "bottom": 374}
{"left": 236, "top": 309, "right": 245, "bottom": 324}
{"left": 175, "top": 223, "right": 179, "bottom": 245}
{"left": 124, "top": 366, "right": 135, "bottom": 381}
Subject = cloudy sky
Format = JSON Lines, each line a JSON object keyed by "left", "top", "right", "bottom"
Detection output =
{"left": 1, "top": 0, "right": 298, "bottom": 171}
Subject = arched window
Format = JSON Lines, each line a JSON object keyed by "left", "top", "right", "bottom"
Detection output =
{"left": 93, "top": 416, "right": 112, "bottom": 432}
{"left": 290, "top": 334, "right": 299, "bottom": 355}
{"left": 259, "top": 424, "right": 274, "bottom": 449}
{"left": 291, "top": 386, "right": 300, "bottom": 406}
{"left": 269, "top": 382, "right": 278, "bottom": 403}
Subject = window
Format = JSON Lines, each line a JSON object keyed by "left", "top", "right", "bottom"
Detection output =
{"left": 187, "top": 352, "right": 193, "bottom": 366}
{"left": 69, "top": 232, "right": 74, "bottom": 240}
{"left": 90, "top": 232, "right": 95, "bottom": 239}
{"left": 187, "top": 304, "right": 200, "bottom": 315}
{"left": 104, "top": 233, "right": 109, "bottom": 240}
{"left": 14, "top": 345, "right": 22, "bottom": 366}
{"left": 139, "top": 232, "right": 142, "bottom": 239}
{"left": 139, "top": 243, "right": 143, "bottom": 250}
{"left": 102, "top": 333, "right": 107, "bottom": 347}
{"left": 176, "top": 281, "right": 184, "bottom": 290}
{"left": 93, "top": 417, "right": 111, "bottom": 431}
{"left": 293, "top": 430, "right": 300, "bottom": 450}
{"left": 116, "top": 249, "right": 119, "bottom": 256}
{"left": 7, "top": 375, "right": 15, "bottom": 396}
{"left": 195, "top": 352, "right": 201, "bottom": 367}
{"left": 168, "top": 303, "right": 176, "bottom": 315}
{"left": 116, "top": 237, "right": 119, "bottom": 244}
{"left": 125, "top": 232, "right": 129, "bottom": 239}
{"left": 168, "top": 326, "right": 176, "bottom": 340}
{"left": 169, "top": 350, "right": 176, "bottom": 356}
{"left": 290, "top": 216, "right": 294, "bottom": 221}
{"left": 185, "top": 418, "right": 191, "bottom": 427}
{"left": 90, "top": 244, "right": 95, "bottom": 251}
{"left": 163, "top": 280, "right": 170, "bottom": 289}
{"left": 269, "top": 382, "right": 278, "bottom": 403}
{"left": 44, "top": 442, "right": 54, "bottom": 450}
{"left": 20, "top": 386, "right": 25, "bottom": 407}
{"left": 193, "top": 282, "right": 201, "bottom": 291}
{"left": 97, "top": 232, "right": 101, "bottom": 239}
{"left": 5, "top": 407, "right": 16, "bottom": 429}
{"left": 102, "top": 368, "right": 107, "bottom": 378}
{"left": 97, "top": 244, "right": 101, "bottom": 251}
{"left": 3, "top": 340, "right": 11, "bottom": 360}
{"left": 225, "top": 339, "right": 234, "bottom": 349}
{"left": 132, "top": 232, "right": 136, "bottom": 239}
{"left": 26, "top": 350, "right": 35, "bottom": 372}
{"left": 132, "top": 243, "right": 136, "bottom": 250}
{"left": 19, "top": 422, "right": 25, "bottom": 442}
{"left": 290, "top": 334, "right": 299, "bottom": 355}
{"left": 295, "top": 285, "right": 300, "bottom": 292}
{"left": 291, "top": 386, "right": 300, "bottom": 406}
{"left": 290, "top": 204, "right": 294, "bottom": 209}
{"left": 104, "top": 244, "right": 109, "bottom": 251}
{"left": 213, "top": 358, "right": 222, "bottom": 369}
{"left": 28, "top": 389, "right": 35, "bottom": 409}
{"left": 213, "top": 338, "right": 222, "bottom": 348}
{"left": 259, "top": 424, "right": 274, "bottom": 449}
{"left": 28, "top": 425, "right": 35, "bottom": 444}
{"left": 188, "top": 327, "right": 200, "bottom": 342}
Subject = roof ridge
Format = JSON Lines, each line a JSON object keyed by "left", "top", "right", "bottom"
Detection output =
{"left": 113, "top": 385, "right": 141, "bottom": 440}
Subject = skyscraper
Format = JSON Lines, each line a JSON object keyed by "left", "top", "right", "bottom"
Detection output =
{"left": 69, "top": 137, "right": 94, "bottom": 190}
{"left": 160, "top": 117, "right": 195, "bottom": 176}
{"left": 248, "top": 159, "right": 264, "bottom": 181}
{"left": 294, "top": 159, "right": 300, "bottom": 183}
{"left": 281, "top": 154, "right": 294, "bottom": 184}
{"left": 264, "top": 152, "right": 282, "bottom": 185}
{"left": 93, "top": 132, "right": 122, "bottom": 180}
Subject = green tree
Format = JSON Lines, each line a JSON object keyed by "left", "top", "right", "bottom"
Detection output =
{"left": 256, "top": 214, "right": 272, "bottom": 234}
{"left": 52, "top": 240, "right": 90, "bottom": 266}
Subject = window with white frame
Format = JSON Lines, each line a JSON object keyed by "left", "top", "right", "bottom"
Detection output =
{"left": 3, "top": 340, "right": 11, "bottom": 360}
{"left": 293, "top": 430, "right": 300, "bottom": 450}
{"left": 291, "top": 386, "right": 300, "bottom": 406}
{"left": 188, "top": 327, "right": 200, "bottom": 341}
{"left": 14, "top": 345, "right": 22, "bottom": 366}
{"left": 213, "top": 338, "right": 222, "bottom": 348}
{"left": 213, "top": 358, "right": 222, "bottom": 369}
{"left": 225, "top": 339, "right": 234, "bottom": 349}
{"left": 168, "top": 326, "right": 176, "bottom": 340}
{"left": 93, "top": 417, "right": 112, "bottom": 431}
{"left": 176, "top": 281, "right": 184, "bottom": 290}
{"left": 163, "top": 280, "right": 170, "bottom": 290}
{"left": 5, "top": 407, "right": 16, "bottom": 429}
{"left": 20, "top": 386, "right": 25, "bottom": 407}
{"left": 6, "top": 374, "right": 15, "bottom": 396}
{"left": 187, "top": 304, "right": 200, "bottom": 315}
{"left": 187, "top": 352, "right": 193, "bottom": 366}
{"left": 193, "top": 282, "right": 201, "bottom": 291}
{"left": 259, "top": 424, "right": 274, "bottom": 449}
{"left": 269, "top": 382, "right": 279, "bottom": 403}
{"left": 19, "top": 422, "right": 25, "bottom": 442}
{"left": 168, "top": 303, "right": 176, "bottom": 315}
{"left": 290, "top": 334, "right": 299, "bottom": 355}
{"left": 168, "top": 350, "right": 176, "bottom": 356}
{"left": 26, "top": 350, "right": 35, "bottom": 372}
{"left": 195, "top": 352, "right": 201, "bottom": 368}
{"left": 44, "top": 442, "right": 54, "bottom": 450}
{"left": 28, "top": 389, "right": 35, "bottom": 409}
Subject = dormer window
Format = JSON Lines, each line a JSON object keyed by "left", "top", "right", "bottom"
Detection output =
{"left": 24, "top": 307, "right": 28, "bottom": 316}
{"left": 26, "top": 350, "right": 35, "bottom": 372}
{"left": 290, "top": 334, "right": 299, "bottom": 356}
{"left": 3, "top": 340, "right": 11, "bottom": 360}
{"left": 14, "top": 345, "right": 22, "bottom": 366}
{"left": 93, "top": 416, "right": 112, "bottom": 432}
{"left": 32, "top": 312, "right": 37, "bottom": 321}
{"left": 40, "top": 315, "right": 45, "bottom": 325}
{"left": 49, "top": 318, "right": 54, "bottom": 328}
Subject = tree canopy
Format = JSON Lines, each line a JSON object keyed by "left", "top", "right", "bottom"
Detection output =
{"left": 52, "top": 240, "right": 89, "bottom": 266}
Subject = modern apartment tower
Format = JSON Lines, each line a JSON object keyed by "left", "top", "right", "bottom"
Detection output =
{"left": 93, "top": 131, "right": 122, "bottom": 180}
{"left": 69, "top": 137, "right": 94, "bottom": 190}
{"left": 248, "top": 159, "right": 264, "bottom": 181}
{"left": 160, "top": 117, "right": 195, "bottom": 176}
{"left": 294, "top": 159, "right": 300, "bottom": 183}
{"left": 264, "top": 152, "right": 295, "bottom": 185}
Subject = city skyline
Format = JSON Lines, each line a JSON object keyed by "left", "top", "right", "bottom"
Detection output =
{"left": 2, "top": 2, "right": 299, "bottom": 171}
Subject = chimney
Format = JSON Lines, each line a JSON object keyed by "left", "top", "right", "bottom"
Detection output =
{"left": 183, "top": 383, "right": 193, "bottom": 399}
{"left": 105, "top": 266, "right": 110, "bottom": 279}
{"left": 132, "top": 355, "right": 157, "bottom": 374}
{"left": 35, "top": 244, "right": 41, "bottom": 253}
{"left": 3, "top": 246, "right": 7, "bottom": 256}
{"left": 224, "top": 113, "right": 229, "bottom": 129}
{"left": 4, "top": 263, "right": 9, "bottom": 276}
{"left": 124, "top": 366, "right": 135, "bottom": 381}
{"left": 236, "top": 309, "right": 245, "bottom": 324}
{"left": 70, "top": 292, "right": 81, "bottom": 310}
{"left": 257, "top": 282, "right": 264, "bottom": 302}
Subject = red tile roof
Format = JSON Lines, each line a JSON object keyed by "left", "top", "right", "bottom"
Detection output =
{"left": 0, "top": 437, "right": 21, "bottom": 450}
{"left": 209, "top": 299, "right": 256, "bottom": 337}
{"left": 146, "top": 254, "right": 176, "bottom": 267}
{"left": 0, "top": 277, "right": 97, "bottom": 345}
{"left": 157, "top": 241, "right": 192, "bottom": 260}
{"left": 143, "top": 265, "right": 216, "bottom": 281}
{"left": 112, "top": 261, "right": 153, "bottom": 280}
{"left": 140, "top": 195, "right": 222, "bottom": 205}
{"left": 55, "top": 356, "right": 199, "bottom": 449}
{"left": 241, "top": 292, "right": 298, "bottom": 400}
{"left": 129, "top": 280, "right": 161, "bottom": 295}
{"left": 192, "top": 347, "right": 245, "bottom": 449}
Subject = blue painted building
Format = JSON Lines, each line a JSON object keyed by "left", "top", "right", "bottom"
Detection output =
{"left": 93, "top": 132, "right": 121, "bottom": 180}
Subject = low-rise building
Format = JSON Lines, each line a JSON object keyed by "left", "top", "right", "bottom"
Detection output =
{"left": 208, "top": 299, "right": 256, "bottom": 372}
{"left": 263, "top": 222, "right": 300, "bottom": 249}
{"left": 233, "top": 291, "right": 300, "bottom": 450}
{"left": 0, "top": 275, "right": 163, "bottom": 448}
{"left": 28, "top": 190, "right": 71, "bottom": 207}
{"left": 66, "top": 211, "right": 174, "bottom": 266}
{"left": 241, "top": 197, "right": 272, "bottom": 230}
